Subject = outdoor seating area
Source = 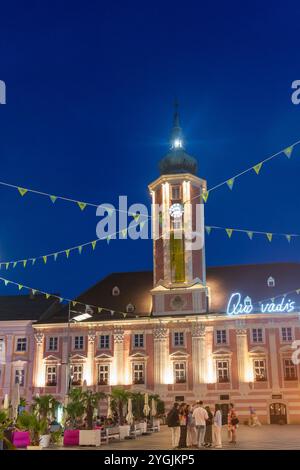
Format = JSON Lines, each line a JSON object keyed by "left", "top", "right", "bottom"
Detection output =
{"left": 0, "top": 386, "right": 164, "bottom": 450}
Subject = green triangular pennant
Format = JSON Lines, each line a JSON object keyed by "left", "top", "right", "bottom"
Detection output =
{"left": 286, "top": 234, "right": 292, "bottom": 243}
{"left": 226, "top": 228, "right": 233, "bottom": 238}
{"left": 226, "top": 178, "right": 235, "bottom": 190}
{"left": 247, "top": 231, "right": 253, "bottom": 240}
{"left": 266, "top": 233, "right": 273, "bottom": 242}
{"left": 32, "top": 289, "right": 36, "bottom": 295}
{"left": 43, "top": 256, "right": 47, "bottom": 264}
{"left": 65, "top": 249, "right": 70, "bottom": 258}
{"left": 140, "top": 220, "right": 146, "bottom": 229}
{"left": 72, "top": 301, "right": 77, "bottom": 307}
{"left": 77, "top": 201, "right": 87, "bottom": 211}
{"left": 205, "top": 226, "right": 212, "bottom": 235}
{"left": 91, "top": 240, "right": 97, "bottom": 250}
{"left": 45, "top": 293, "right": 50, "bottom": 299}
{"left": 4, "top": 279, "right": 9, "bottom": 286}
{"left": 121, "top": 228, "right": 127, "bottom": 238}
{"left": 13, "top": 261, "right": 17, "bottom": 268}
{"left": 78, "top": 245, "right": 83, "bottom": 254}
{"left": 54, "top": 253, "right": 58, "bottom": 261}
{"left": 5, "top": 262, "right": 9, "bottom": 270}
{"left": 31, "top": 258, "right": 36, "bottom": 266}
{"left": 106, "top": 235, "right": 111, "bottom": 244}
{"left": 23, "top": 260, "right": 27, "bottom": 268}
{"left": 18, "top": 284, "right": 23, "bottom": 291}
{"left": 283, "top": 146, "right": 293, "bottom": 158}
{"left": 253, "top": 162, "right": 263, "bottom": 175}
{"left": 49, "top": 195, "right": 57, "bottom": 203}
{"left": 132, "top": 213, "right": 140, "bottom": 223}
{"left": 97, "top": 307, "right": 103, "bottom": 313}
{"left": 201, "top": 191, "right": 209, "bottom": 203}
{"left": 18, "top": 187, "right": 28, "bottom": 197}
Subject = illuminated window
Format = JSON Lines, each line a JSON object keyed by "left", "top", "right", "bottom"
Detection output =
{"left": 172, "top": 185, "right": 181, "bottom": 200}
{"left": 0, "top": 339, "right": 5, "bottom": 363}
{"left": 252, "top": 328, "right": 263, "bottom": 343}
{"left": 283, "top": 359, "right": 297, "bottom": 380}
{"left": 71, "top": 365, "right": 83, "bottom": 385}
{"left": 253, "top": 359, "right": 267, "bottom": 381}
{"left": 133, "top": 363, "right": 145, "bottom": 384}
{"left": 174, "top": 362, "right": 186, "bottom": 383}
{"left": 48, "top": 337, "right": 58, "bottom": 351}
{"left": 133, "top": 334, "right": 144, "bottom": 348}
{"left": 174, "top": 332, "right": 184, "bottom": 347}
{"left": 74, "top": 336, "right": 84, "bottom": 350}
{"left": 267, "top": 276, "right": 275, "bottom": 287}
{"left": 99, "top": 335, "right": 110, "bottom": 349}
{"left": 281, "top": 327, "right": 292, "bottom": 342}
{"left": 46, "top": 366, "right": 57, "bottom": 386}
{"left": 16, "top": 337, "right": 27, "bottom": 352}
{"left": 216, "top": 361, "right": 230, "bottom": 383}
{"left": 15, "top": 369, "right": 25, "bottom": 386}
{"left": 98, "top": 364, "right": 109, "bottom": 385}
{"left": 216, "top": 330, "right": 227, "bottom": 344}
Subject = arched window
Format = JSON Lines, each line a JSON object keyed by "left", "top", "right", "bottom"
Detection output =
{"left": 267, "top": 276, "right": 275, "bottom": 288}
{"left": 126, "top": 303, "right": 135, "bottom": 313}
{"left": 112, "top": 286, "right": 120, "bottom": 296}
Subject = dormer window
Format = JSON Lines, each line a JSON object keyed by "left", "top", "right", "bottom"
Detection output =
{"left": 267, "top": 276, "right": 275, "bottom": 288}
{"left": 126, "top": 303, "right": 135, "bottom": 313}
{"left": 112, "top": 286, "right": 120, "bottom": 296}
{"left": 171, "top": 185, "right": 181, "bottom": 201}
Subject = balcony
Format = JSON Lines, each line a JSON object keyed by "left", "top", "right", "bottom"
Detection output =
{"left": 46, "top": 381, "right": 57, "bottom": 387}
{"left": 98, "top": 379, "right": 108, "bottom": 386}
{"left": 218, "top": 377, "right": 230, "bottom": 383}
{"left": 255, "top": 376, "right": 267, "bottom": 382}
{"left": 71, "top": 380, "right": 82, "bottom": 386}
{"left": 133, "top": 378, "right": 145, "bottom": 385}
{"left": 175, "top": 378, "right": 186, "bottom": 384}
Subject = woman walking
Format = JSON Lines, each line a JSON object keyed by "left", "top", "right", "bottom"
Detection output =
{"left": 186, "top": 404, "right": 197, "bottom": 447}
{"left": 204, "top": 406, "right": 213, "bottom": 447}
{"left": 178, "top": 403, "right": 188, "bottom": 448}
{"left": 213, "top": 404, "right": 222, "bottom": 448}
{"left": 228, "top": 403, "right": 239, "bottom": 444}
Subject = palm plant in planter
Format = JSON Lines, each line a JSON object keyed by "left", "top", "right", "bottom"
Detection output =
{"left": 32, "top": 394, "right": 60, "bottom": 420}
{"left": 0, "top": 410, "right": 14, "bottom": 450}
{"left": 16, "top": 412, "right": 48, "bottom": 449}
{"left": 110, "top": 387, "right": 132, "bottom": 425}
{"left": 81, "top": 390, "right": 106, "bottom": 430}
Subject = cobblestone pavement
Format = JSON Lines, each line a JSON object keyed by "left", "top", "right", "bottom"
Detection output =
{"left": 50, "top": 425, "right": 300, "bottom": 450}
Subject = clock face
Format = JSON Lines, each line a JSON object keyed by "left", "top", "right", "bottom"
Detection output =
{"left": 169, "top": 203, "right": 184, "bottom": 218}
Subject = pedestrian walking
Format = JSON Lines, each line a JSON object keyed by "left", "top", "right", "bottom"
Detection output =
{"left": 192, "top": 400, "right": 208, "bottom": 448}
{"left": 204, "top": 406, "right": 213, "bottom": 447}
{"left": 166, "top": 402, "right": 180, "bottom": 449}
{"left": 187, "top": 404, "right": 197, "bottom": 447}
{"left": 228, "top": 403, "right": 239, "bottom": 444}
{"left": 178, "top": 403, "right": 188, "bottom": 448}
{"left": 213, "top": 404, "right": 222, "bottom": 448}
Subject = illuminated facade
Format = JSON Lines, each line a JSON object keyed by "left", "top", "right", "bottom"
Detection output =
{"left": 1, "top": 108, "right": 300, "bottom": 424}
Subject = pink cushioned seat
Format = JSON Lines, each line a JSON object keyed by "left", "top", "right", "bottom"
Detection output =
{"left": 12, "top": 431, "right": 30, "bottom": 448}
{"left": 63, "top": 429, "right": 80, "bottom": 446}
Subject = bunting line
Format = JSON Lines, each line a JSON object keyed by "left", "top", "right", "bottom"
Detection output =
{"left": 205, "top": 225, "right": 300, "bottom": 242}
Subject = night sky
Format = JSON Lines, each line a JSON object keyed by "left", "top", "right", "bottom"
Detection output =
{"left": 0, "top": 1, "right": 299, "bottom": 301}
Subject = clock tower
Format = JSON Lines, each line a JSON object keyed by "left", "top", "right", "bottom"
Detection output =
{"left": 149, "top": 104, "right": 208, "bottom": 315}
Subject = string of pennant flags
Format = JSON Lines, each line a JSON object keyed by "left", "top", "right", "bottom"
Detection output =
{"left": 198, "top": 139, "right": 300, "bottom": 204}
{"left": 0, "top": 139, "right": 298, "bottom": 216}
{"left": 205, "top": 225, "right": 300, "bottom": 243}
{"left": 0, "top": 275, "right": 129, "bottom": 318}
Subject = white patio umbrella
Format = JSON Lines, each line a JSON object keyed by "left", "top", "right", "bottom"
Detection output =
{"left": 126, "top": 398, "right": 134, "bottom": 425}
{"left": 143, "top": 393, "right": 150, "bottom": 417}
{"left": 11, "top": 383, "right": 20, "bottom": 420}
{"left": 3, "top": 394, "right": 9, "bottom": 410}
{"left": 151, "top": 398, "right": 157, "bottom": 417}
{"left": 62, "top": 395, "right": 69, "bottom": 426}
{"left": 82, "top": 379, "right": 88, "bottom": 392}
{"left": 107, "top": 396, "right": 113, "bottom": 419}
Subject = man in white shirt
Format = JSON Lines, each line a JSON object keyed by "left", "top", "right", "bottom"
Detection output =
{"left": 192, "top": 401, "right": 208, "bottom": 447}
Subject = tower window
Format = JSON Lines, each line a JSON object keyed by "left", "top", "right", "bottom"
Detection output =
{"left": 171, "top": 185, "right": 181, "bottom": 201}
{"left": 112, "top": 286, "right": 120, "bottom": 296}
{"left": 267, "top": 276, "right": 275, "bottom": 287}
{"left": 126, "top": 303, "right": 135, "bottom": 313}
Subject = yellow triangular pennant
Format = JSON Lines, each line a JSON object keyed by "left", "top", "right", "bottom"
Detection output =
{"left": 4, "top": 279, "right": 9, "bottom": 286}
{"left": 283, "top": 146, "right": 293, "bottom": 158}
{"left": 31, "top": 258, "right": 36, "bottom": 266}
{"left": 18, "top": 187, "right": 28, "bottom": 197}
{"left": 286, "top": 235, "right": 292, "bottom": 243}
{"left": 226, "top": 178, "right": 235, "bottom": 190}
{"left": 77, "top": 201, "right": 87, "bottom": 211}
{"left": 23, "top": 260, "right": 27, "bottom": 268}
{"left": 106, "top": 235, "right": 111, "bottom": 244}
{"left": 45, "top": 293, "right": 50, "bottom": 299}
{"left": 72, "top": 301, "right": 77, "bottom": 307}
{"left": 201, "top": 191, "right": 209, "bottom": 203}
{"left": 49, "top": 195, "right": 57, "bottom": 203}
{"left": 205, "top": 226, "right": 212, "bottom": 235}
{"left": 65, "top": 249, "right": 70, "bottom": 258}
{"left": 54, "top": 253, "right": 58, "bottom": 261}
{"left": 43, "top": 256, "right": 47, "bottom": 264}
{"left": 266, "top": 233, "right": 273, "bottom": 242}
{"left": 121, "top": 228, "right": 127, "bottom": 238}
{"left": 91, "top": 240, "right": 97, "bottom": 250}
{"left": 18, "top": 284, "right": 23, "bottom": 291}
{"left": 13, "top": 261, "right": 17, "bottom": 268}
{"left": 140, "top": 220, "right": 146, "bottom": 229}
{"left": 226, "top": 228, "right": 233, "bottom": 238}
{"left": 5, "top": 262, "right": 9, "bottom": 270}
{"left": 132, "top": 213, "right": 140, "bottom": 223}
{"left": 247, "top": 231, "right": 253, "bottom": 240}
{"left": 78, "top": 245, "right": 83, "bottom": 254}
{"left": 253, "top": 162, "right": 263, "bottom": 175}
{"left": 97, "top": 307, "right": 103, "bottom": 313}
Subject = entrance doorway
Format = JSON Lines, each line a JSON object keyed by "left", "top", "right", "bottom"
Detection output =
{"left": 269, "top": 403, "right": 287, "bottom": 424}
{"left": 216, "top": 403, "right": 229, "bottom": 425}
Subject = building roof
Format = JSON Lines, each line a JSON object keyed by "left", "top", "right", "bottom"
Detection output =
{"left": 36, "top": 262, "right": 300, "bottom": 324}
{"left": 0, "top": 294, "right": 59, "bottom": 322}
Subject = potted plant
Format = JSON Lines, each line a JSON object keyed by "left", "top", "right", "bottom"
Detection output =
{"left": 0, "top": 410, "right": 14, "bottom": 450}
{"left": 110, "top": 387, "right": 132, "bottom": 439}
{"left": 16, "top": 412, "right": 48, "bottom": 450}
{"left": 32, "top": 394, "right": 60, "bottom": 448}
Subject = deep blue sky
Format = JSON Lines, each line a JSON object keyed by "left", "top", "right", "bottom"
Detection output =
{"left": 0, "top": 0, "right": 299, "bottom": 300}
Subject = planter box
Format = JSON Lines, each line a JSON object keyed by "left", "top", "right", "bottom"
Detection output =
{"left": 119, "top": 425, "right": 130, "bottom": 440}
{"left": 40, "top": 435, "right": 51, "bottom": 448}
{"left": 12, "top": 431, "right": 30, "bottom": 448}
{"left": 63, "top": 429, "right": 80, "bottom": 446}
{"left": 79, "top": 430, "right": 101, "bottom": 447}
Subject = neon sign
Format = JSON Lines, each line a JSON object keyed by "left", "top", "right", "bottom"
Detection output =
{"left": 226, "top": 292, "right": 295, "bottom": 315}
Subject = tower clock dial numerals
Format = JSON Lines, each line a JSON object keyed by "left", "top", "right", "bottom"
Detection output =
{"left": 169, "top": 203, "right": 184, "bottom": 218}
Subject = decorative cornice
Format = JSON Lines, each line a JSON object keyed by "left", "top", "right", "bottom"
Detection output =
{"left": 88, "top": 330, "right": 96, "bottom": 343}
{"left": 113, "top": 328, "right": 124, "bottom": 343}
{"left": 34, "top": 332, "right": 44, "bottom": 345}
{"left": 153, "top": 326, "right": 168, "bottom": 341}
{"left": 191, "top": 322, "right": 205, "bottom": 338}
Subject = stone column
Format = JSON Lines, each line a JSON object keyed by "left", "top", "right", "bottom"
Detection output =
{"left": 113, "top": 328, "right": 125, "bottom": 385}
{"left": 153, "top": 326, "right": 169, "bottom": 391}
{"left": 3, "top": 334, "right": 13, "bottom": 395}
{"left": 33, "top": 332, "right": 45, "bottom": 389}
{"left": 235, "top": 322, "right": 250, "bottom": 393}
{"left": 191, "top": 322, "right": 206, "bottom": 381}
{"left": 61, "top": 333, "right": 69, "bottom": 397}
{"left": 268, "top": 323, "right": 280, "bottom": 391}
{"left": 85, "top": 330, "right": 96, "bottom": 386}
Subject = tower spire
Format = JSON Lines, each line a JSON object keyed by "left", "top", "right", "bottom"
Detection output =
{"left": 170, "top": 99, "right": 183, "bottom": 149}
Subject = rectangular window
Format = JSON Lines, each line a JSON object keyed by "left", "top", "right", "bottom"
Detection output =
{"left": 172, "top": 185, "right": 181, "bottom": 200}
{"left": 74, "top": 336, "right": 84, "bottom": 350}
{"left": 254, "top": 359, "right": 267, "bottom": 381}
{"left": 284, "top": 359, "right": 297, "bottom": 380}
{"left": 71, "top": 365, "right": 83, "bottom": 385}
{"left": 0, "top": 338, "right": 5, "bottom": 363}
{"left": 252, "top": 328, "right": 263, "bottom": 343}
{"left": 133, "top": 363, "right": 145, "bottom": 384}
{"left": 99, "top": 335, "right": 110, "bottom": 349}
{"left": 281, "top": 327, "right": 292, "bottom": 342}
{"left": 217, "top": 360, "right": 230, "bottom": 383}
{"left": 174, "top": 362, "right": 186, "bottom": 383}
{"left": 46, "top": 366, "right": 57, "bottom": 386}
{"left": 216, "top": 330, "right": 227, "bottom": 344}
{"left": 16, "top": 337, "right": 27, "bottom": 352}
{"left": 98, "top": 364, "right": 109, "bottom": 385}
{"left": 48, "top": 337, "right": 58, "bottom": 351}
{"left": 15, "top": 369, "right": 25, "bottom": 386}
{"left": 133, "top": 334, "right": 144, "bottom": 348}
{"left": 172, "top": 218, "right": 182, "bottom": 231}
{"left": 174, "top": 332, "right": 184, "bottom": 347}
